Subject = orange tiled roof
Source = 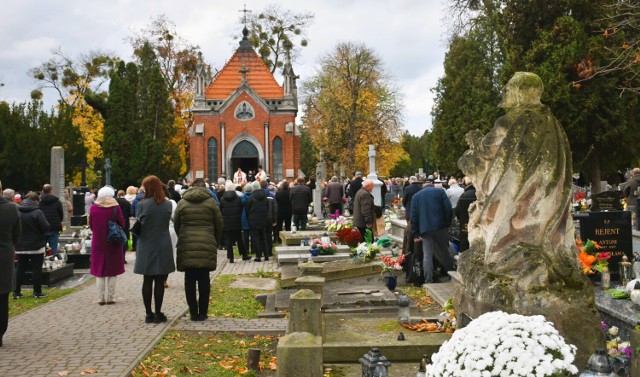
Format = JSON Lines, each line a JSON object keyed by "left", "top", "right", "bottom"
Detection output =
{"left": 206, "top": 48, "right": 284, "bottom": 99}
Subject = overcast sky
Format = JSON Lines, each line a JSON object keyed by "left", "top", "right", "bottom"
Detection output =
{"left": 0, "top": 0, "right": 450, "bottom": 136}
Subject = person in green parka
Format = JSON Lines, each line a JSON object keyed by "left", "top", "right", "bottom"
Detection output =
{"left": 173, "top": 178, "right": 223, "bottom": 321}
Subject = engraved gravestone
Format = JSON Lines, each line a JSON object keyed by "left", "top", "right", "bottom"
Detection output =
{"left": 574, "top": 211, "right": 632, "bottom": 281}
{"left": 50, "top": 147, "right": 67, "bottom": 223}
{"left": 590, "top": 191, "right": 624, "bottom": 212}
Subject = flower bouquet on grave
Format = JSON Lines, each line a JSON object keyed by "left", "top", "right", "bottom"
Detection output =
{"left": 336, "top": 227, "right": 362, "bottom": 248}
{"left": 426, "top": 311, "right": 579, "bottom": 377}
{"left": 352, "top": 241, "right": 381, "bottom": 263}
{"left": 311, "top": 238, "right": 338, "bottom": 255}
{"left": 379, "top": 253, "right": 405, "bottom": 276}
{"left": 325, "top": 214, "right": 351, "bottom": 232}
{"left": 577, "top": 238, "right": 610, "bottom": 275}
{"left": 602, "top": 322, "right": 631, "bottom": 375}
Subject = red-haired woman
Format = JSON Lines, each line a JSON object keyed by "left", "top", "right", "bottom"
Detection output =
{"left": 133, "top": 176, "right": 175, "bottom": 324}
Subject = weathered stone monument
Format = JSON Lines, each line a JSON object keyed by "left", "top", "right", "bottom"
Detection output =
{"left": 313, "top": 150, "right": 327, "bottom": 219}
{"left": 367, "top": 144, "right": 383, "bottom": 206}
{"left": 50, "top": 147, "right": 67, "bottom": 223}
{"left": 456, "top": 72, "right": 604, "bottom": 368}
{"left": 104, "top": 158, "right": 112, "bottom": 187}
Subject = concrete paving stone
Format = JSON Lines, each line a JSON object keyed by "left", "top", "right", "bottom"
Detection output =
{"left": 2, "top": 252, "right": 286, "bottom": 377}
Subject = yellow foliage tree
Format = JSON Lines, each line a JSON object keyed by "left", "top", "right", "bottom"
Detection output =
{"left": 70, "top": 98, "right": 104, "bottom": 186}
{"left": 302, "top": 42, "right": 404, "bottom": 177}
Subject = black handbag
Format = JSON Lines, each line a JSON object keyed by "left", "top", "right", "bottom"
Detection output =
{"left": 130, "top": 218, "right": 142, "bottom": 237}
{"left": 107, "top": 207, "right": 127, "bottom": 244}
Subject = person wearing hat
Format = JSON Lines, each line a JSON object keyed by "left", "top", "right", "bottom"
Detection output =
{"left": 89, "top": 186, "right": 126, "bottom": 305}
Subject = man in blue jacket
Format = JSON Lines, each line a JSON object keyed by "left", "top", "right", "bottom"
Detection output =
{"left": 410, "top": 178, "right": 455, "bottom": 283}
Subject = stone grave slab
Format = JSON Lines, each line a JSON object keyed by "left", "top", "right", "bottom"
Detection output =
{"left": 277, "top": 253, "right": 353, "bottom": 265}
{"left": 322, "top": 313, "right": 451, "bottom": 363}
{"left": 279, "top": 230, "right": 337, "bottom": 246}
{"left": 229, "top": 277, "right": 277, "bottom": 290}
{"left": 275, "top": 245, "right": 351, "bottom": 254}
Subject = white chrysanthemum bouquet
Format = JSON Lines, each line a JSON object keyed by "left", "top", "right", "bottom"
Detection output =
{"left": 427, "top": 311, "right": 578, "bottom": 377}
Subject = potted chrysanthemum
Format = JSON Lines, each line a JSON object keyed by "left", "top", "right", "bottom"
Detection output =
{"left": 426, "top": 311, "right": 578, "bottom": 377}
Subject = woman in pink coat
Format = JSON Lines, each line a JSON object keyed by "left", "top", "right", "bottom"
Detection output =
{"left": 89, "top": 186, "right": 125, "bottom": 305}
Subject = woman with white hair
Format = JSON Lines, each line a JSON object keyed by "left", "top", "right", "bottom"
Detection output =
{"left": 89, "top": 186, "right": 126, "bottom": 305}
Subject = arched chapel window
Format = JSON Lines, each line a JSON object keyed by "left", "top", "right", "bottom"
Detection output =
{"left": 208, "top": 137, "right": 218, "bottom": 180}
{"left": 272, "top": 136, "right": 283, "bottom": 182}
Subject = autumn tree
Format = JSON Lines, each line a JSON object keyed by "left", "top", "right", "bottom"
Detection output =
{"left": 302, "top": 42, "right": 405, "bottom": 177}
{"left": 29, "top": 49, "right": 117, "bottom": 183}
{"left": 29, "top": 48, "right": 118, "bottom": 107}
{"left": 245, "top": 4, "right": 314, "bottom": 74}
{"left": 129, "top": 15, "right": 202, "bottom": 175}
{"left": 390, "top": 131, "right": 431, "bottom": 178}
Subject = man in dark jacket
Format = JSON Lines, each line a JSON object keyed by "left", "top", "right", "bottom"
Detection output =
{"left": 290, "top": 177, "right": 312, "bottom": 231}
{"left": 0, "top": 180, "right": 21, "bottom": 347}
{"left": 167, "top": 180, "right": 182, "bottom": 203}
{"left": 274, "top": 181, "right": 292, "bottom": 243}
{"left": 246, "top": 181, "right": 269, "bottom": 261}
{"left": 410, "top": 178, "right": 455, "bottom": 283}
{"left": 15, "top": 192, "right": 50, "bottom": 299}
{"left": 260, "top": 180, "right": 277, "bottom": 256}
{"left": 401, "top": 176, "right": 423, "bottom": 255}
{"left": 173, "top": 178, "right": 223, "bottom": 321}
{"left": 40, "top": 184, "right": 63, "bottom": 255}
{"left": 325, "top": 176, "right": 344, "bottom": 216}
{"left": 352, "top": 179, "right": 375, "bottom": 239}
{"left": 220, "top": 181, "right": 248, "bottom": 262}
{"left": 455, "top": 176, "right": 477, "bottom": 252}
{"left": 347, "top": 172, "right": 364, "bottom": 213}
{"left": 623, "top": 167, "right": 640, "bottom": 214}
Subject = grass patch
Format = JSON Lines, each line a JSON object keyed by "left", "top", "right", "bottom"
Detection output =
{"left": 209, "top": 273, "right": 279, "bottom": 319}
{"left": 9, "top": 287, "right": 77, "bottom": 318}
{"left": 399, "top": 284, "right": 442, "bottom": 314}
{"left": 131, "top": 331, "right": 279, "bottom": 377}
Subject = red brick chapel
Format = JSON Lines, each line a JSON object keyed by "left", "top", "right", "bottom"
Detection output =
{"left": 189, "top": 27, "right": 300, "bottom": 183}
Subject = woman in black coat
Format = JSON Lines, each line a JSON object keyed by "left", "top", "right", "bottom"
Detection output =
{"left": 0, "top": 181, "right": 22, "bottom": 347}
{"left": 274, "top": 181, "right": 292, "bottom": 243}
{"left": 219, "top": 181, "right": 248, "bottom": 262}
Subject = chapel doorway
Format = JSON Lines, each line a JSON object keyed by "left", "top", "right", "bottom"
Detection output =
{"left": 230, "top": 140, "right": 260, "bottom": 176}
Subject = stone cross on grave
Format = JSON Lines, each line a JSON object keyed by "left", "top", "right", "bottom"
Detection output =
{"left": 104, "top": 158, "right": 112, "bottom": 187}
{"left": 313, "top": 149, "right": 327, "bottom": 218}
{"left": 366, "top": 144, "right": 383, "bottom": 206}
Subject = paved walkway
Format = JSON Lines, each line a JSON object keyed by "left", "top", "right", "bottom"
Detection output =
{"left": 0, "top": 251, "right": 285, "bottom": 377}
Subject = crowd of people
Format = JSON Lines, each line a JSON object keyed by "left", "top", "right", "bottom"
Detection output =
{"left": 4, "top": 166, "right": 637, "bottom": 346}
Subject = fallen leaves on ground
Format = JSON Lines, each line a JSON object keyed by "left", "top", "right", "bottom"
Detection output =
{"left": 57, "top": 372, "right": 69, "bottom": 376}
{"left": 80, "top": 369, "right": 98, "bottom": 375}
{"left": 402, "top": 319, "right": 442, "bottom": 332}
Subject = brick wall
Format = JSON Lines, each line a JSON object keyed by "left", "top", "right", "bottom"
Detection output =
{"left": 190, "top": 92, "right": 299, "bottom": 181}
